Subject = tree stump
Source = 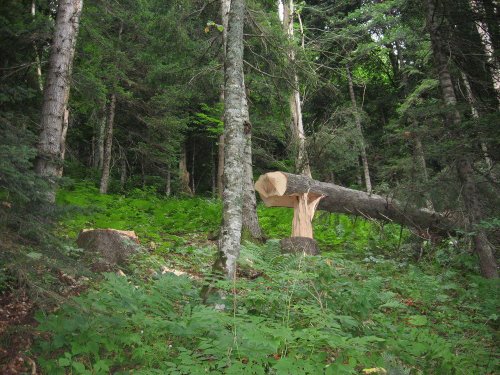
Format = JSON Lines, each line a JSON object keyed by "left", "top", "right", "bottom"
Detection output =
{"left": 77, "top": 229, "right": 141, "bottom": 271}
{"left": 280, "top": 237, "right": 320, "bottom": 255}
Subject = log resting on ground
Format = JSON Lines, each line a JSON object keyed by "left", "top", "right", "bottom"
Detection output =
{"left": 255, "top": 172, "right": 459, "bottom": 236}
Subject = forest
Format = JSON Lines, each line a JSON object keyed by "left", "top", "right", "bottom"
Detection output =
{"left": 0, "top": 0, "right": 499, "bottom": 373}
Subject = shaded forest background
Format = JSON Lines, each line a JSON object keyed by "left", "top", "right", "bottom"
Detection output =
{"left": 0, "top": 0, "right": 499, "bottom": 373}
{"left": 1, "top": 0, "right": 499, "bottom": 273}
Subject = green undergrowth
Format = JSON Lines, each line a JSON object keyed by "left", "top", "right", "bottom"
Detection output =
{"left": 34, "top": 243, "right": 498, "bottom": 374}
{"left": 57, "top": 182, "right": 406, "bottom": 262}
{"left": 32, "top": 183, "right": 499, "bottom": 374}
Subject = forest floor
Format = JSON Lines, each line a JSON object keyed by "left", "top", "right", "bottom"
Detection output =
{"left": 1, "top": 182, "right": 498, "bottom": 374}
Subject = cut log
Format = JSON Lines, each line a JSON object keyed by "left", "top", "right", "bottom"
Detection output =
{"left": 255, "top": 172, "right": 459, "bottom": 236}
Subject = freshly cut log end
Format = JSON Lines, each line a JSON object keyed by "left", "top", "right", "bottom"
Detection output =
{"left": 255, "top": 172, "right": 324, "bottom": 239}
{"left": 280, "top": 237, "right": 320, "bottom": 255}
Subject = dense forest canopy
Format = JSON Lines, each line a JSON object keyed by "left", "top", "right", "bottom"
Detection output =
{"left": 0, "top": 0, "right": 499, "bottom": 373}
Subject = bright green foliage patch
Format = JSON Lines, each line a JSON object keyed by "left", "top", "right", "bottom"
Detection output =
{"left": 34, "top": 186, "right": 499, "bottom": 374}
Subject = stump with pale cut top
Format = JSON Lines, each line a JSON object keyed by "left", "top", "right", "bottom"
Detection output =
{"left": 255, "top": 172, "right": 324, "bottom": 255}
{"left": 77, "top": 229, "right": 141, "bottom": 270}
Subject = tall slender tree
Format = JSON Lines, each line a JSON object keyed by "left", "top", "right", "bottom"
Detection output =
{"left": 346, "top": 64, "right": 372, "bottom": 194}
{"left": 217, "top": 0, "right": 247, "bottom": 278}
{"left": 426, "top": 0, "right": 498, "bottom": 278}
{"left": 100, "top": 21, "right": 123, "bottom": 194}
{"left": 280, "top": 0, "right": 311, "bottom": 177}
{"left": 35, "top": 0, "right": 84, "bottom": 202}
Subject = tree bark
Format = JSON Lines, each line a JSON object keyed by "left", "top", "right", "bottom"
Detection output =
{"left": 280, "top": 0, "right": 311, "bottom": 177}
{"left": 119, "top": 147, "right": 127, "bottom": 190}
{"left": 217, "top": 0, "right": 247, "bottom": 279}
{"left": 100, "top": 21, "right": 123, "bottom": 194}
{"left": 461, "top": 71, "right": 493, "bottom": 171}
{"left": 426, "top": 0, "right": 498, "bottom": 278}
{"left": 217, "top": 135, "right": 225, "bottom": 197}
{"left": 241, "top": 86, "right": 264, "bottom": 241}
{"left": 255, "top": 172, "right": 459, "bottom": 236}
{"left": 346, "top": 64, "right": 372, "bottom": 194}
{"left": 31, "top": 0, "right": 44, "bottom": 93}
{"left": 216, "top": 0, "right": 231, "bottom": 198}
{"left": 468, "top": 0, "right": 500, "bottom": 105}
{"left": 179, "top": 142, "right": 193, "bottom": 195}
{"left": 35, "top": 0, "right": 83, "bottom": 202}
{"left": 165, "top": 168, "right": 171, "bottom": 197}
{"left": 413, "top": 132, "right": 435, "bottom": 211}
{"left": 99, "top": 93, "right": 116, "bottom": 194}
{"left": 96, "top": 105, "right": 106, "bottom": 169}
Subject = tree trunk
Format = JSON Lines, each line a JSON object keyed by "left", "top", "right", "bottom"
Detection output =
{"left": 217, "top": 0, "right": 247, "bottom": 279}
{"left": 31, "top": 0, "right": 43, "bottom": 92}
{"left": 427, "top": 0, "right": 498, "bottom": 278}
{"left": 241, "top": 87, "right": 264, "bottom": 242}
{"left": 96, "top": 105, "right": 107, "bottom": 169}
{"left": 35, "top": 0, "right": 83, "bottom": 202}
{"left": 413, "top": 133, "right": 434, "bottom": 211}
{"left": 461, "top": 71, "right": 493, "bottom": 171}
{"left": 165, "top": 168, "right": 171, "bottom": 197}
{"left": 280, "top": 0, "right": 311, "bottom": 177}
{"left": 346, "top": 64, "right": 372, "bottom": 194}
{"left": 120, "top": 147, "right": 127, "bottom": 190}
{"left": 179, "top": 143, "right": 192, "bottom": 195}
{"left": 216, "top": 0, "right": 231, "bottom": 199}
{"left": 99, "top": 21, "right": 123, "bottom": 194}
{"left": 255, "top": 172, "right": 459, "bottom": 236}
{"left": 217, "top": 135, "right": 225, "bottom": 198}
{"left": 191, "top": 139, "right": 196, "bottom": 194}
{"left": 99, "top": 93, "right": 116, "bottom": 194}
{"left": 468, "top": 0, "right": 500, "bottom": 105}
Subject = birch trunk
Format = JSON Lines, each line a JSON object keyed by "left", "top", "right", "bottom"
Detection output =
{"left": 35, "top": 0, "right": 83, "bottom": 202}
{"left": 280, "top": 0, "right": 311, "bottom": 177}
{"left": 220, "top": 0, "right": 263, "bottom": 241}
{"left": 426, "top": 0, "right": 498, "bottom": 278}
{"left": 99, "top": 93, "right": 116, "bottom": 194}
{"left": 216, "top": 0, "right": 231, "bottom": 198}
{"left": 346, "top": 64, "right": 372, "bottom": 194}
{"left": 218, "top": 0, "right": 246, "bottom": 279}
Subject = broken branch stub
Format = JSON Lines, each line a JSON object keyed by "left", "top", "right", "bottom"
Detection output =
{"left": 255, "top": 172, "right": 324, "bottom": 239}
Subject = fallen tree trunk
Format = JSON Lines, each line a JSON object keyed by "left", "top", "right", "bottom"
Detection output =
{"left": 255, "top": 172, "right": 459, "bottom": 236}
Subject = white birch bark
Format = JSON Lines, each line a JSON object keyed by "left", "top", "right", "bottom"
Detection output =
{"left": 218, "top": 0, "right": 247, "bottom": 279}
{"left": 279, "top": 0, "right": 311, "bottom": 177}
{"left": 35, "top": 0, "right": 83, "bottom": 202}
